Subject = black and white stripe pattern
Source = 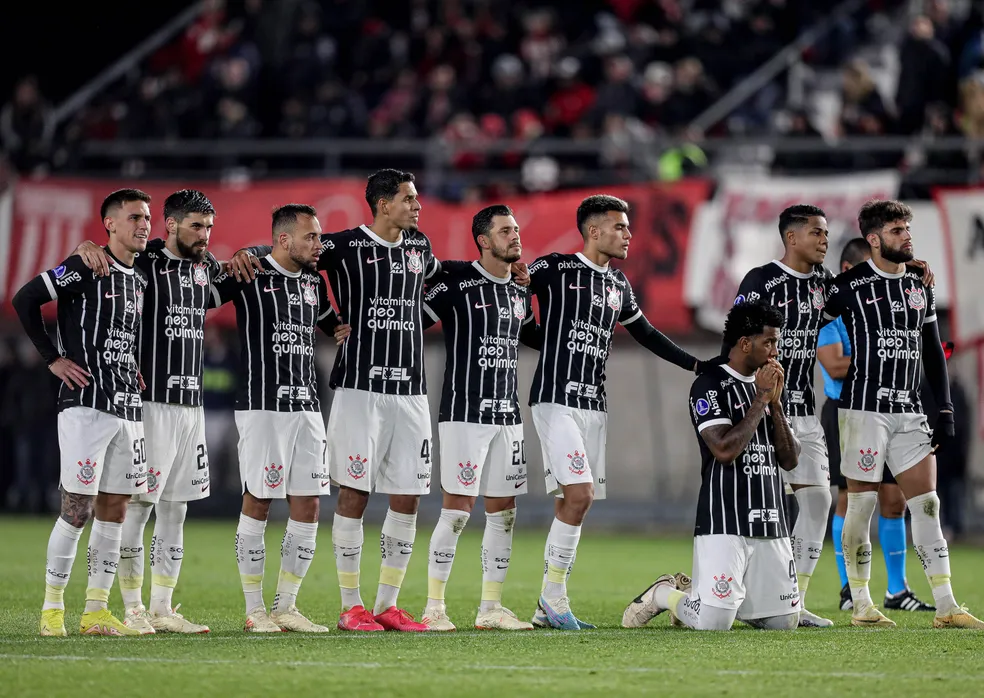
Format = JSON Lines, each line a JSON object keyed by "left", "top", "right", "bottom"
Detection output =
{"left": 689, "top": 365, "right": 788, "bottom": 539}
{"left": 210, "top": 255, "right": 331, "bottom": 412}
{"left": 320, "top": 225, "right": 439, "bottom": 396}
{"left": 824, "top": 259, "right": 935, "bottom": 414}
{"left": 528, "top": 252, "right": 642, "bottom": 413}
{"left": 423, "top": 261, "right": 533, "bottom": 425}
{"left": 40, "top": 253, "right": 147, "bottom": 421}
{"left": 138, "top": 239, "right": 221, "bottom": 406}
{"left": 733, "top": 261, "right": 832, "bottom": 418}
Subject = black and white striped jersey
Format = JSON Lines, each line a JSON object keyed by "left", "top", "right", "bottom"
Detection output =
{"left": 733, "top": 261, "right": 832, "bottom": 417}
{"left": 210, "top": 255, "right": 336, "bottom": 412}
{"left": 37, "top": 253, "right": 147, "bottom": 421}
{"left": 423, "top": 260, "right": 535, "bottom": 425}
{"left": 823, "top": 259, "right": 935, "bottom": 414}
{"left": 136, "top": 239, "right": 222, "bottom": 407}
{"left": 690, "top": 365, "right": 788, "bottom": 539}
{"left": 527, "top": 252, "right": 642, "bottom": 413}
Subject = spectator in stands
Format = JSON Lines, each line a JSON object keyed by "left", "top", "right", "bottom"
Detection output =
{"left": 0, "top": 76, "right": 54, "bottom": 174}
{"left": 896, "top": 15, "right": 952, "bottom": 134}
{"left": 957, "top": 74, "right": 984, "bottom": 139}
{"left": 839, "top": 58, "right": 892, "bottom": 135}
{"left": 662, "top": 57, "right": 717, "bottom": 128}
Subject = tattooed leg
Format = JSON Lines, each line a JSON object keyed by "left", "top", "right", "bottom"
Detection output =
{"left": 60, "top": 488, "right": 94, "bottom": 528}
{"left": 44, "top": 488, "right": 91, "bottom": 613}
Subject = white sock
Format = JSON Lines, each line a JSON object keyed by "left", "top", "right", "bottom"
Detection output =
{"left": 544, "top": 518, "right": 580, "bottom": 599}
{"left": 842, "top": 491, "right": 877, "bottom": 612}
{"left": 481, "top": 508, "right": 515, "bottom": 613}
{"left": 657, "top": 586, "right": 699, "bottom": 629}
{"left": 150, "top": 501, "right": 187, "bottom": 617}
{"left": 43, "top": 518, "right": 84, "bottom": 611}
{"left": 426, "top": 509, "right": 469, "bottom": 608}
{"left": 235, "top": 513, "right": 267, "bottom": 614}
{"left": 907, "top": 491, "right": 958, "bottom": 615}
{"left": 119, "top": 500, "right": 153, "bottom": 609}
{"left": 791, "top": 485, "right": 831, "bottom": 607}
{"left": 332, "top": 513, "right": 364, "bottom": 611}
{"left": 375, "top": 509, "right": 417, "bottom": 614}
{"left": 272, "top": 518, "right": 318, "bottom": 614}
{"left": 85, "top": 519, "right": 123, "bottom": 613}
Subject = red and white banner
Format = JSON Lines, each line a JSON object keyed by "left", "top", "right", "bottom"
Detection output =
{"left": 933, "top": 187, "right": 984, "bottom": 348}
{"left": 685, "top": 171, "right": 902, "bottom": 332}
{"left": 0, "top": 177, "right": 710, "bottom": 333}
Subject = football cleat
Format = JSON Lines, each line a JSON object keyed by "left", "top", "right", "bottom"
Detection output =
{"left": 537, "top": 595, "right": 582, "bottom": 631}
{"left": 421, "top": 603, "right": 456, "bottom": 631}
{"left": 933, "top": 606, "right": 984, "bottom": 629}
{"left": 123, "top": 606, "right": 156, "bottom": 635}
{"left": 622, "top": 574, "right": 677, "bottom": 628}
{"left": 670, "top": 573, "right": 692, "bottom": 627}
{"left": 851, "top": 605, "right": 896, "bottom": 628}
{"left": 270, "top": 605, "right": 329, "bottom": 633}
{"left": 39, "top": 609, "right": 67, "bottom": 637}
{"left": 375, "top": 607, "right": 429, "bottom": 632}
{"left": 839, "top": 583, "right": 853, "bottom": 611}
{"left": 150, "top": 605, "right": 210, "bottom": 634}
{"left": 80, "top": 609, "right": 142, "bottom": 636}
{"left": 475, "top": 605, "right": 534, "bottom": 631}
{"left": 338, "top": 605, "right": 384, "bottom": 632}
{"left": 532, "top": 604, "right": 594, "bottom": 629}
{"left": 798, "top": 608, "right": 834, "bottom": 628}
{"left": 245, "top": 607, "right": 285, "bottom": 633}
{"left": 884, "top": 588, "right": 935, "bottom": 612}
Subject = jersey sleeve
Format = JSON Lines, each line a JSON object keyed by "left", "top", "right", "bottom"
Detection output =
{"left": 818, "top": 319, "right": 844, "bottom": 348}
{"left": 733, "top": 267, "right": 765, "bottom": 304}
{"left": 923, "top": 284, "right": 937, "bottom": 325}
{"left": 209, "top": 270, "right": 241, "bottom": 308}
{"left": 690, "top": 373, "right": 732, "bottom": 432}
{"left": 420, "top": 233, "right": 441, "bottom": 279}
{"left": 422, "top": 270, "right": 452, "bottom": 325}
{"left": 617, "top": 274, "right": 643, "bottom": 325}
{"left": 527, "top": 255, "right": 554, "bottom": 294}
{"left": 823, "top": 276, "right": 846, "bottom": 321}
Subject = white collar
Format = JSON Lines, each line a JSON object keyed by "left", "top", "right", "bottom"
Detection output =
{"left": 471, "top": 260, "right": 510, "bottom": 284}
{"left": 265, "top": 254, "right": 302, "bottom": 278}
{"left": 722, "top": 364, "right": 756, "bottom": 383}
{"left": 866, "top": 258, "right": 905, "bottom": 279}
{"left": 576, "top": 252, "right": 609, "bottom": 273}
{"left": 361, "top": 223, "right": 403, "bottom": 248}
{"left": 772, "top": 259, "right": 813, "bottom": 279}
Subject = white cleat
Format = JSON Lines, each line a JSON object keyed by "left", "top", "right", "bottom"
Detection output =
{"left": 270, "top": 605, "right": 330, "bottom": 633}
{"left": 851, "top": 604, "right": 896, "bottom": 628}
{"left": 475, "top": 605, "right": 534, "bottom": 631}
{"left": 798, "top": 608, "right": 834, "bottom": 628}
{"left": 150, "top": 605, "right": 210, "bottom": 634}
{"left": 122, "top": 606, "right": 156, "bottom": 635}
{"left": 622, "top": 574, "right": 677, "bottom": 628}
{"left": 245, "top": 607, "right": 285, "bottom": 633}
{"left": 670, "top": 573, "right": 691, "bottom": 627}
{"left": 421, "top": 603, "right": 456, "bottom": 631}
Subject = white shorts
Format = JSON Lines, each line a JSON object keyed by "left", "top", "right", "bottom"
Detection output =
{"left": 838, "top": 408, "right": 933, "bottom": 483}
{"left": 133, "top": 402, "right": 210, "bottom": 504}
{"left": 784, "top": 415, "right": 829, "bottom": 487}
{"left": 530, "top": 403, "right": 608, "bottom": 500}
{"left": 58, "top": 406, "right": 147, "bottom": 496}
{"left": 438, "top": 421, "right": 527, "bottom": 497}
{"left": 235, "top": 410, "right": 328, "bottom": 499}
{"left": 693, "top": 535, "right": 799, "bottom": 620}
{"left": 327, "top": 389, "right": 432, "bottom": 495}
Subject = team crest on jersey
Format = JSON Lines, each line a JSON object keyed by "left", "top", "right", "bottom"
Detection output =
{"left": 712, "top": 574, "right": 733, "bottom": 599}
{"left": 457, "top": 461, "right": 477, "bottom": 487}
{"left": 193, "top": 264, "right": 209, "bottom": 287}
{"left": 347, "top": 454, "right": 368, "bottom": 480}
{"left": 405, "top": 248, "right": 423, "bottom": 274}
{"left": 567, "top": 450, "right": 586, "bottom": 475}
{"left": 810, "top": 285, "right": 825, "bottom": 310}
{"left": 264, "top": 464, "right": 284, "bottom": 488}
{"left": 606, "top": 285, "right": 622, "bottom": 310}
{"left": 301, "top": 283, "right": 318, "bottom": 306}
{"left": 511, "top": 294, "right": 526, "bottom": 320}
{"left": 77, "top": 459, "right": 97, "bottom": 486}
{"left": 147, "top": 468, "right": 162, "bottom": 493}
{"left": 905, "top": 286, "right": 926, "bottom": 310}
{"left": 857, "top": 448, "right": 878, "bottom": 472}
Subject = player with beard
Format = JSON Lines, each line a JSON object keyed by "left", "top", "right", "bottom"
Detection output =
{"left": 526, "top": 194, "right": 723, "bottom": 629}
{"left": 211, "top": 204, "right": 339, "bottom": 633}
{"left": 825, "top": 200, "right": 983, "bottom": 628}
{"left": 622, "top": 301, "right": 801, "bottom": 632}
{"left": 76, "top": 190, "right": 221, "bottom": 634}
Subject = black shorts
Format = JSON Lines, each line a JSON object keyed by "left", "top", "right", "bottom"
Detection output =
{"left": 820, "top": 397, "right": 897, "bottom": 489}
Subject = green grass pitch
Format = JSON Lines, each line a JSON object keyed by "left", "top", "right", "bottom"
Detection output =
{"left": 1, "top": 516, "right": 982, "bottom": 697}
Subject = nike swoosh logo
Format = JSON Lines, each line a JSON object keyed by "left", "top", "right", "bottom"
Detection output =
{"left": 367, "top": 257, "right": 384, "bottom": 264}
{"left": 568, "top": 284, "right": 585, "bottom": 290}
{"left": 251, "top": 557, "right": 264, "bottom": 562}
{"left": 399, "top": 550, "right": 412, "bottom": 555}
{"left": 158, "top": 268, "right": 175, "bottom": 275}
{"left": 866, "top": 297, "right": 883, "bottom": 304}
{"left": 496, "top": 565, "right": 509, "bottom": 569}
{"left": 777, "top": 300, "right": 793, "bottom": 307}
{"left": 134, "top": 480, "right": 146, "bottom": 488}
{"left": 298, "top": 555, "right": 314, "bottom": 561}
{"left": 734, "top": 403, "right": 745, "bottom": 409}
{"left": 201, "top": 483, "right": 209, "bottom": 492}
{"left": 475, "top": 303, "right": 492, "bottom": 309}
{"left": 791, "top": 600, "right": 800, "bottom": 607}
{"left": 263, "top": 287, "right": 280, "bottom": 293}
{"left": 104, "top": 292, "right": 120, "bottom": 298}
{"left": 321, "top": 481, "right": 330, "bottom": 488}
{"left": 120, "top": 555, "right": 139, "bottom": 560}
{"left": 435, "top": 559, "right": 452, "bottom": 564}
{"left": 514, "top": 481, "right": 527, "bottom": 489}
{"left": 342, "top": 552, "right": 359, "bottom": 557}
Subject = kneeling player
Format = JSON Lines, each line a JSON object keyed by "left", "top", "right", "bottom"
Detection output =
{"left": 623, "top": 301, "right": 801, "bottom": 631}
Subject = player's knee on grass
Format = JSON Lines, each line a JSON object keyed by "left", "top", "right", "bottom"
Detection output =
{"left": 878, "top": 484, "right": 906, "bottom": 518}
{"left": 695, "top": 605, "right": 737, "bottom": 631}
{"left": 744, "top": 613, "right": 798, "bottom": 631}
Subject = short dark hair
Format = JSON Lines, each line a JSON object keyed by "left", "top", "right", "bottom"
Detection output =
{"left": 100, "top": 188, "right": 151, "bottom": 221}
{"left": 857, "top": 199, "right": 912, "bottom": 237}
{"left": 576, "top": 194, "right": 629, "bottom": 237}
{"left": 723, "top": 300, "right": 785, "bottom": 350}
{"left": 163, "top": 189, "right": 215, "bottom": 224}
{"left": 271, "top": 203, "right": 318, "bottom": 236}
{"left": 839, "top": 237, "right": 870, "bottom": 268}
{"left": 778, "top": 204, "right": 826, "bottom": 242}
{"left": 471, "top": 204, "right": 514, "bottom": 252}
{"left": 365, "top": 168, "right": 415, "bottom": 217}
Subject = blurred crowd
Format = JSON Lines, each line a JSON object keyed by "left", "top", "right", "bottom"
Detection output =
{"left": 3, "top": 0, "right": 984, "bottom": 193}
